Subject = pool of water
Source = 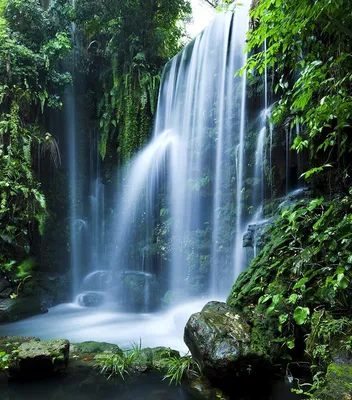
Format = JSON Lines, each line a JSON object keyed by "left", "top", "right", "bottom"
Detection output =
{"left": 0, "top": 299, "right": 303, "bottom": 400}
{"left": 0, "top": 369, "right": 193, "bottom": 400}
{"left": 0, "top": 369, "right": 301, "bottom": 400}
{"left": 0, "top": 299, "right": 213, "bottom": 353}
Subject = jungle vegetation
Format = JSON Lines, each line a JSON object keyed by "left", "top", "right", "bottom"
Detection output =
{"left": 228, "top": 0, "right": 352, "bottom": 396}
{"left": 0, "top": 0, "right": 351, "bottom": 396}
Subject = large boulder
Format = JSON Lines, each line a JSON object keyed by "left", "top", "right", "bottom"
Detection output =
{"left": 184, "top": 301, "right": 267, "bottom": 384}
{"left": 0, "top": 297, "right": 45, "bottom": 323}
{"left": 8, "top": 339, "right": 70, "bottom": 378}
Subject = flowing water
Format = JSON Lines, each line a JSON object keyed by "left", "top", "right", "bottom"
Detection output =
{"left": 107, "top": 4, "right": 251, "bottom": 307}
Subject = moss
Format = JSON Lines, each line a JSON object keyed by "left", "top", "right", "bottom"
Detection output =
{"left": 317, "top": 363, "right": 352, "bottom": 400}
{"left": 134, "top": 347, "right": 180, "bottom": 370}
{"left": 71, "top": 341, "right": 121, "bottom": 354}
{"left": 0, "top": 336, "right": 40, "bottom": 353}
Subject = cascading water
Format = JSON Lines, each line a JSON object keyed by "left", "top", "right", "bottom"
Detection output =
{"left": 64, "top": 10, "right": 82, "bottom": 298}
{"left": 65, "top": 1, "right": 107, "bottom": 302}
{"left": 108, "top": 2, "right": 251, "bottom": 307}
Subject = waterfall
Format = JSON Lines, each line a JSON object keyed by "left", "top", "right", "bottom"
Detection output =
{"left": 106, "top": 3, "right": 250, "bottom": 306}
{"left": 64, "top": 7, "right": 82, "bottom": 298}
{"left": 65, "top": 0, "right": 107, "bottom": 300}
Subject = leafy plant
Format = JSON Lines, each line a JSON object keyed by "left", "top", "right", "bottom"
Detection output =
{"left": 241, "top": 0, "right": 352, "bottom": 187}
{"left": 159, "top": 354, "right": 201, "bottom": 385}
{"left": 228, "top": 193, "right": 352, "bottom": 394}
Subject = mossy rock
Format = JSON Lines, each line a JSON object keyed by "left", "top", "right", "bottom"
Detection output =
{"left": 133, "top": 347, "right": 180, "bottom": 372}
{"left": 0, "top": 336, "right": 40, "bottom": 353}
{"left": 317, "top": 363, "right": 352, "bottom": 400}
{"left": 0, "top": 297, "right": 45, "bottom": 323}
{"left": 184, "top": 301, "right": 270, "bottom": 384}
{"left": 8, "top": 339, "right": 70, "bottom": 378}
{"left": 71, "top": 341, "right": 121, "bottom": 354}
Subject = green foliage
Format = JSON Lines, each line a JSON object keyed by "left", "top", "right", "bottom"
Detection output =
{"left": 94, "top": 350, "right": 135, "bottom": 380}
{"left": 0, "top": 0, "right": 71, "bottom": 276}
{"left": 243, "top": 0, "right": 352, "bottom": 185}
{"left": 94, "top": 342, "right": 143, "bottom": 380}
{"left": 75, "top": 0, "right": 191, "bottom": 161}
{"left": 160, "top": 354, "right": 201, "bottom": 385}
{"left": 228, "top": 193, "right": 352, "bottom": 394}
{"left": 0, "top": 351, "right": 10, "bottom": 371}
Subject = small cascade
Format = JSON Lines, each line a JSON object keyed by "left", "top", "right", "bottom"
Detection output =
{"left": 64, "top": 1, "right": 107, "bottom": 302}
{"left": 64, "top": 9, "right": 82, "bottom": 297}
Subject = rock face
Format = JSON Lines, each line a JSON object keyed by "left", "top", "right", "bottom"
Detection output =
{"left": 8, "top": 339, "right": 70, "bottom": 378}
{"left": 0, "top": 297, "right": 45, "bottom": 323}
{"left": 184, "top": 301, "right": 265, "bottom": 383}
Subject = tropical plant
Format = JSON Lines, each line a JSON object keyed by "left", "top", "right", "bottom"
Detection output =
{"left": 74, "top": 0, "right": 191, "bottom": 161}
{"left": 242, "top": 0, "right": 352, "bottom": 187}
{"left": 0, "top": 0, "right": 72, "bottom": 276}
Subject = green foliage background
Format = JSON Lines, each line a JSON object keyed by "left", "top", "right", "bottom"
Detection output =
{"left": 0, "top": 0, "right": 71, "bottom": 275}
{"left": 74, "top": 0, "right": 191, "bottom": 161}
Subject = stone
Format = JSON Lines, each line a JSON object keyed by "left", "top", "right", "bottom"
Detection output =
{"left": 132, "top": 347, "right": 180, "bottom": 372}
{"left": 0, "top": 336, "right": 40, "bottom": 353}
{"left": 71, "top": 341, "right": 121, "bottom": 354}
{"left": 0, "top": 297, "right": 45, "bottom": 323}
{"left": 8, "top": 339, "right": 70, "bottom": 378}
{"left": 184, "top": 301, "right": 266, "bottom": 384}
{"left": 317, "top": 363, "right": 352, "bottom": 400}
{"left": 77, "top": 291, "right": 106, "bottom": 307}
{"left": 81, "top": 270, "right": 111, "bottom": 291}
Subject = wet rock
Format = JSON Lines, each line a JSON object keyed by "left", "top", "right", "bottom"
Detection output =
{"left": 184, "top": 301, "right": 266, "bottom": 384}
{"left": 133, "top": 347, "right": 180, "bottom": 372}
{"left": 317, "top": 363, "right": 352, "bottom": 400}
{"left": 81, "top": 270, "right": 111, "bottom": 292}
{"left": 77, "top": 291, "right": 105, "bottom": 307}
{"left": 0, "top": 297, "right": 45, "bottom": 323}
{"left": 71, "top": 341, "right": 121, "bottom": 354}
{"left": 8, "top": 339, "right": 70, "bottom": 378}
{"left": 0, "top": 336, "right": 40, "bottom": 353}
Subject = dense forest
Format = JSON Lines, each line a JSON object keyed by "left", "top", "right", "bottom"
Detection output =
{"left": 0, "top": 0, "right": 351, "bottom": 399}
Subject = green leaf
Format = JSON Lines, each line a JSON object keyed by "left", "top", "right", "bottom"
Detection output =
{"left": 293, "top": 277, "right": 309, "bottom": 290}
{"left": 293, "top": 306, "right": 310, "bottom": 325}
{"left": 286, "top": 340, "right": 295, "bottom": 350}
